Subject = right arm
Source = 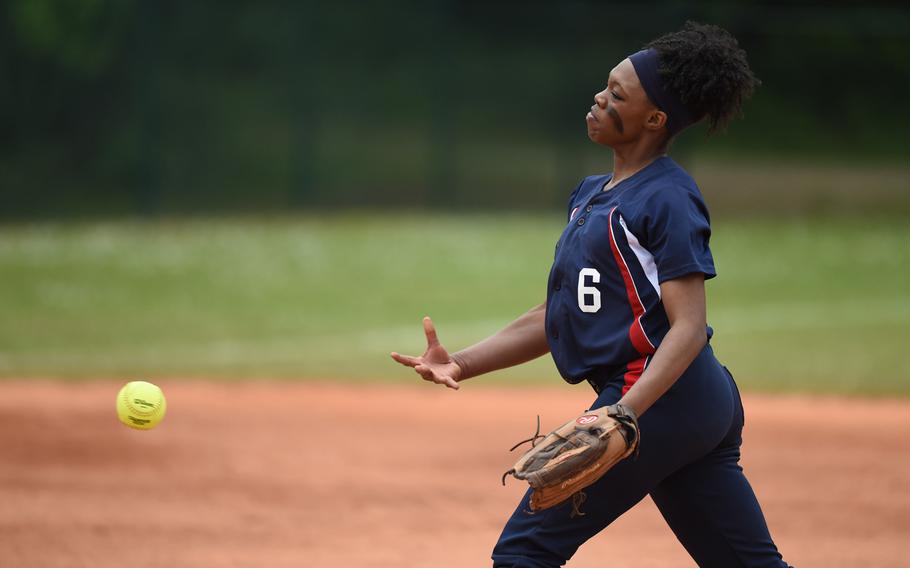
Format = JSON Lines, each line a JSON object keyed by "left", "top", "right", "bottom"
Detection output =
{"left": 451, "top": 303, "right": 549, "bottom": 381}
{"left": 390, "top": 303, "right": 549, "bottom": 390}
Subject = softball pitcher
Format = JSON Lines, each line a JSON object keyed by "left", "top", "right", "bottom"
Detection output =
{"left": 392, "top": 21, "right": 791, "bottom": 568}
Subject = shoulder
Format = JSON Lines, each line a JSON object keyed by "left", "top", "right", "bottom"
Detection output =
{"left": 635, "top": 158, "right": 702, "bottom": 202}
{"left": 626, "top": 159, "right": 709, "bottom": 219}
{"left": 618, "top": 159, "right": 712, "bottom": 244}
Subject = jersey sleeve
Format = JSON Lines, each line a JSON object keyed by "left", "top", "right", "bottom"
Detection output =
{"left": 640, "top": 185, "right": 716, "bottom": 283}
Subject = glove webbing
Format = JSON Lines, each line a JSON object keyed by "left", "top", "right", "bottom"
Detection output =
{"left": 502, "top": 415, "right": 590, "bottom": 517}
{"left": 502, "top": 415, "right": 545, "bottom": 486}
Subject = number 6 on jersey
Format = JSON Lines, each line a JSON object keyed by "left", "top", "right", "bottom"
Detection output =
{"left": 577, "top": 268, "right": 601, "bottom": 313}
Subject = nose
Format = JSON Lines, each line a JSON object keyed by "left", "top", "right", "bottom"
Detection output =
{"left": 593, "top": 90, "right": 607, "bottom": 108}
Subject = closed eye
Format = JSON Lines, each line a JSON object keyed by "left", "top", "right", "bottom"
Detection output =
{"left": 610, "top": 90, "right": 624, "bottom": 101}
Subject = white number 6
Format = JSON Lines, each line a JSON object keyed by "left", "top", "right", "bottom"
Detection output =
{"left": 577, "top": 268, "right": 601, "bottom": 313}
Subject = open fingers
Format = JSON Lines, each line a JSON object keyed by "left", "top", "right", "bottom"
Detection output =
{"left": 423, "top": 316, "right": 440, "bottom": 348}
{"left": 390, "top": 352, "right": 420, "bottom": 368}
{"left": 415, "top": 364, "right": 460, "bottom": 390}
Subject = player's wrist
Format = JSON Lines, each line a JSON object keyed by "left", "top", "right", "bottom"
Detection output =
{"left": 449, "top": 352, "right": 469, "bottom": 381}
{"left": 608, "top": 402, "right": 639, "bottom": 424}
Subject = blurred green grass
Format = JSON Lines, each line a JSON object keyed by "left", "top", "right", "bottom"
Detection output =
{"left": 0, "top": 214, "right": 907, "bottom": 395}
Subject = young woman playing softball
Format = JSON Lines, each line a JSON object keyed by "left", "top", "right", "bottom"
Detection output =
{"left": 392, "top": 21, "right": 791, "bottom": 568}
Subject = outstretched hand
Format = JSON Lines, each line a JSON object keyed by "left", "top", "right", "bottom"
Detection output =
{"left": 390, "top": 316, "right": 462, "bottom": 390}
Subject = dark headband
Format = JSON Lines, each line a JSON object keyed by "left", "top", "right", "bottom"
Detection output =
{"left": 628, "top": 48, "right": 696, "bottom": 137}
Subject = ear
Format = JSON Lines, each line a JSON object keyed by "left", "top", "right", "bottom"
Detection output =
{"left": 644, "top": 110, "right": 667, "bottom": 131}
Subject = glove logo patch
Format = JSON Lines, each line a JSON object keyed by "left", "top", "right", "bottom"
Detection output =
{"left": 576, "top": 414, "right": 598, "bottom": 425}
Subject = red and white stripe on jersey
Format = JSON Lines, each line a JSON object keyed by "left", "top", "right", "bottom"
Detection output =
{"left": 618, "top": 215, "right": 661, "bottom": 299}
{"left": 623, "top": 356, "right": 650, "bottom": 395}
{"left": 607, "top": 206, "right": 658, "bottom": 393}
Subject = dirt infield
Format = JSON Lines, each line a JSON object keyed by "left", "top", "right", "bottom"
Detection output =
{"left": 1, "top": 381, "right": 908, "bottom": 567}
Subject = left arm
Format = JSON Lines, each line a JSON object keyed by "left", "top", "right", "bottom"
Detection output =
{"left": 618, "top": 273, "right": 708, "bottom": 417}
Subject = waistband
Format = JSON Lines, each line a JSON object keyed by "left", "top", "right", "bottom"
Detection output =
{"left": 584, "top": 344, "right": 718, "bottom": 396}
{"left": 584, "top": 363, "right": 636, "bottom": 395}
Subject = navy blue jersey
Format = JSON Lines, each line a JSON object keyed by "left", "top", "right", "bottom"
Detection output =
{"left": 545, "top": 156, "right": 715, "bottom": 391}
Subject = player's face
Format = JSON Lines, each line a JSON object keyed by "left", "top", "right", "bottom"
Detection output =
{"left": 585, "top": 58, "right": 660, "bottom": 147}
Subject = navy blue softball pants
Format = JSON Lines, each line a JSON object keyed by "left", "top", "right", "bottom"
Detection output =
{"left": 492, "top": 346, "right": 789, "bottom": 567}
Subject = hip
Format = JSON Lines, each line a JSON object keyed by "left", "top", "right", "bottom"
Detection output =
{"left": 587, "top": 344, "right": 738, "bottom": 412}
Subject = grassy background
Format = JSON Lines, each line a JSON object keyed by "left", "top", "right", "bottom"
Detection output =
{"left": 0, "top": 214, "right": 907, "bottom": 395}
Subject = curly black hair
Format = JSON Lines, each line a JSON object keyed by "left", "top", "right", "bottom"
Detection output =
{"left": 645, "top": 21, "right": 760, "bottom": 134}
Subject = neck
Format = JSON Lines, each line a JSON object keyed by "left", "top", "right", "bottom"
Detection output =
{"left": 606, "top": 135, "right": 668, "bottom": 189}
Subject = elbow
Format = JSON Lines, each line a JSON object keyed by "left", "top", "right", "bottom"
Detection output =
{"left": 671, "top": 319, "right": 708, "bottom": 351}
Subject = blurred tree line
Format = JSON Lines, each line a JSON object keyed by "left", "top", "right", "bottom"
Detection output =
{"left": 1, "top": 0, "right": 908, "bottom": 219}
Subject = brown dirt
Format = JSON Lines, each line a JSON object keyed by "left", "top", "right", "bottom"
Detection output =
{"left": 1, "top": 380, "right": 908, "bottom": 567}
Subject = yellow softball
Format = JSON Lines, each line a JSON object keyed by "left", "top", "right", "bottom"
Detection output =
{"left": 116, "top": 381, "right": 167, "bottom": 430}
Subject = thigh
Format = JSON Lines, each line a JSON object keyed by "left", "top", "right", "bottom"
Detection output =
{"left": 650, "top": 391, "right": 788, "bottom": 568}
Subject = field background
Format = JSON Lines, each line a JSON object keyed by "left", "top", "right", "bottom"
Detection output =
{"left": 2, "top": 2, "right": 909, "bottom": 567}
{"left": 1, "top": 207, "right": 909, "bottom": 395}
